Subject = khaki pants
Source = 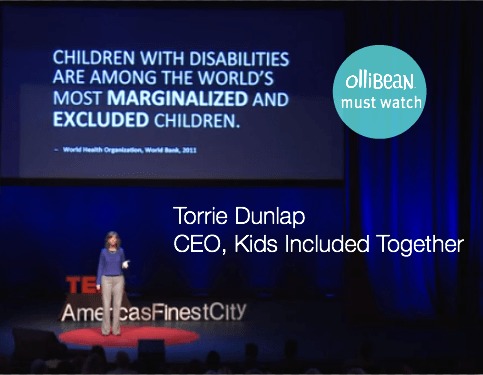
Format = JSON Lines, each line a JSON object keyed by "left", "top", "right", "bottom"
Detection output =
{"left": 101, "top": 275, "right": 124, "bottom": 335}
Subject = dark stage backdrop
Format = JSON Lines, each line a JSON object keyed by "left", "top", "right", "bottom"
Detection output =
{"left": 0, "top": 2, "right": 482, "bottom": 321}
{"left": 345, "top": 2, "right": 483, "bottom": 320}
{"left": 0, "top": 185, "right": 344, "bottom": 299}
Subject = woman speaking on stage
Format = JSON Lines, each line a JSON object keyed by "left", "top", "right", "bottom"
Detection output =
{"left": 96, "top": 231, "right": 129, "bottom": 336}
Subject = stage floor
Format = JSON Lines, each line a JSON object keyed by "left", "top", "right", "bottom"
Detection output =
{"left": 0, "top": 296, "right": 481, "bottom": 372}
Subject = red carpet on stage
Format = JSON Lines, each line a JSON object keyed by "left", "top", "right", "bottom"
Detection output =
{"left": 59, "top": 326, "right": 199, "bottom": 348}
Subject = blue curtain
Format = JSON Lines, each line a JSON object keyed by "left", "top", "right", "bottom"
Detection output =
{"left": 346, "top": 3, "right": 483, "bottom": 319}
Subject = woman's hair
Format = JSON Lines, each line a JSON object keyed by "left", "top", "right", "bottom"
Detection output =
{"left": 105, "top": 231, "right": 121, "bottom": 249}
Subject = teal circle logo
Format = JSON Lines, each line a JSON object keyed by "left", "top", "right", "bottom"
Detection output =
{"left": 333, "top": 45, "right": 426, "bottom": 139}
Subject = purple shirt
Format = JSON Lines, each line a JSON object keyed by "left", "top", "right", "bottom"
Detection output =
{"left": 96, "top": 248, "right": 126, "bottom": 285}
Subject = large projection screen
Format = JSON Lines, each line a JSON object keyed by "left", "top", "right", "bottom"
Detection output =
{"left": 1, "top": 4, "right": 344, "bottom": 181}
